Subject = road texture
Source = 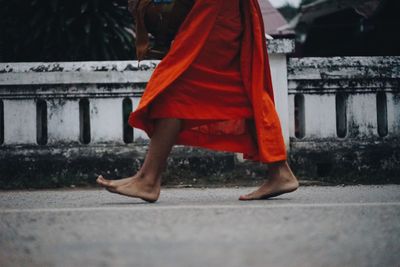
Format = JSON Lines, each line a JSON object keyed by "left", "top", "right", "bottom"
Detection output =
{"left": 0, "top": 185, "right": 399, "bottom": 267}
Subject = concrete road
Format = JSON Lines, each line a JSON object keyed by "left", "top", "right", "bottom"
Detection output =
{"left": 0, "top": 185, "right": 399, "bottom": 267}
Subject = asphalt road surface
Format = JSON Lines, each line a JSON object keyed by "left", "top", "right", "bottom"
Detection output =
{"left": 1, "top": 185, "right": 399, "bottom": 267}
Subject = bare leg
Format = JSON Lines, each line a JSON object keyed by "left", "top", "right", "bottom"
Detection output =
{"left": 239, "top": 161, "right": 299, "bottom": 200}
{"left": 96, "top": 118, "right": 181, "bottom": 202}
{"left": 97, "top": 118, "right": 181, "bottom": 188}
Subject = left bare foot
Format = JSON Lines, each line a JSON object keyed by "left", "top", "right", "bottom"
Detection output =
{"left": 96, "top": 175, "right": 134, "bottom": 188}
{"left": 105, "top": 175, "right": 161, "bottom": 203}
{"left": 239, "top": 161, "right": 299, "bottom": 200}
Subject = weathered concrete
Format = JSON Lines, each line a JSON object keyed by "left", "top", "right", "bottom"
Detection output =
{"left": 0, "top": 185, "right": 399, "bottom": 267}
{"left": 0, "top": 61, "right": 158, "bottom": 85}
{"left": 269, "top": 53, "right": 290, "bottom": 146}
{"left": 0, "top": 41, "right": 297, "bottom": 189}
{"left": 289, "top": 140, "right": 400, "bottom": 184}
{"left": 266, "top": 38, "right": 295, "bottom": 54}
{"left": 1, "top": 53, "right": 399, "bottom": 188}
{"left": 0, "top": 145, "right": 273, "bottom": 189}
{"left": 288, "top": 56, "right": 400, "bottom": 182}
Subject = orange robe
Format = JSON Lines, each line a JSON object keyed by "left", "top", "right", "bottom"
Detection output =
{"left": 128, "top": 0, "right": 287, "bottom": 163}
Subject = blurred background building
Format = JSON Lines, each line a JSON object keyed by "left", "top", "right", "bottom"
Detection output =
{"left": 276, "top": 0, "right": 400, "bottom": 56}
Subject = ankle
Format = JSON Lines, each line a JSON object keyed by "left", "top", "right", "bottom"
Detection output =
{"left": 268, "top": 160, "right": 286, "bottom": 172}
{"left": 136, "top": 171, "right": 161, "bottom": 187}
{"left": 267, "top": 161, "right": 298, "bottom": 183}
{"left": 268, "top": 161, "right": 286, "bottom": 177}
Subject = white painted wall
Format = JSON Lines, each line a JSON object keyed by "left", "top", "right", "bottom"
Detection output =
{"left": 269, "top": 53, "right": 290, "bottom": 146}
{"left": 0, "top": 39, "right": 295, "bottom": 147}
{"left": 347, "top": 94, "right": 378, "bottom": 138}
{"left": 288, "top": 56, "right": 400, "bottom": 141}
{"left": 3, "top": 100, "right": 37, "bottom": 145}
{"left": 1, "top": 53, "right": 399, "bottom": 149}
{"left": 304, "top": 94, "right": 337, "bottom": 139}
{"left": 90, "top": 98, "right": 124, "bottom": 144}
{"left": 47, "top": 99, "right": 80, "bottom": 144}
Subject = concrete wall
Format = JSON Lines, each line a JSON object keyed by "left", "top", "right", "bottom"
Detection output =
{"left": 0, "top": 39, "right": 294, "bottom": 147}
{"left": 0, "top": 61, "right": 156, "bottom": 146}
{"left": 0, "top": 39, "right": 296, "bottom": 188}
{"left": 288, "top": 56, "right": 400, "bottom": 183}
{"left": 0, "top": 42, "right": 399, "bottom": 188}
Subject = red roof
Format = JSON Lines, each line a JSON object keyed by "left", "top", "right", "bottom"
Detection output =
{"left": 259, "top": 0, "right": 293, "bottom": 36}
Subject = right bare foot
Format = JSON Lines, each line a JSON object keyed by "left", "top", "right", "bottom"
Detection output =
{"left": 238, "top": 177, "right": 299, "bottom": 201}
{"left": 239, "top": 161, "right": 299, "bottom": 201}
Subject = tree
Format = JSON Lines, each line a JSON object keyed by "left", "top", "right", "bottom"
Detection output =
{"left": 0, "top": 0, "right": 135, "bottom": 62}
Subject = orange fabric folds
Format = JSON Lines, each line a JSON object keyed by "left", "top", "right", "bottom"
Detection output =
{"left": 128, "top": 0, "right": 287, "bottom": 163}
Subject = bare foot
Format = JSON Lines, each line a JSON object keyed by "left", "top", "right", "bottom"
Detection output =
{"left": 96, "top": 175, "right": 134, "bottom": 188}
{"left": 105, "top": 177, "right": 161, "bottom": 203}
{"left": 239, "top": 162, "right": 299, "bottom": 200}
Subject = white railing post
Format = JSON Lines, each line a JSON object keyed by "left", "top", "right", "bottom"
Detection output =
{"left": 268, "top": 38, "right": 295, "bottom": 148}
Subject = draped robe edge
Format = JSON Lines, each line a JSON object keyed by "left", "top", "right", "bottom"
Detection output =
{"left": 128, "top": 0, "right": 287, "bottom": 163}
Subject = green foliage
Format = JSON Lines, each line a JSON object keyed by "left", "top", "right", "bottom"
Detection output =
{"left": 0, "top": 0, "right": 135, "bottom": 62}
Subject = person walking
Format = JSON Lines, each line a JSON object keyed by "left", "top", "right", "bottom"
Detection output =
{"left": 97, "top": 0, "right": 299, "bottom": 202}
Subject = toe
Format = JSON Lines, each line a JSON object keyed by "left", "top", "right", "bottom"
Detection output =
{"left": 238, "top": 194, "right": 252, "bottom": 201}
{"left": 98, "top": 175, "right": 107, "bottom": 182}
{"left": 96, "top": 176, "right": 110, "bottom": 186}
